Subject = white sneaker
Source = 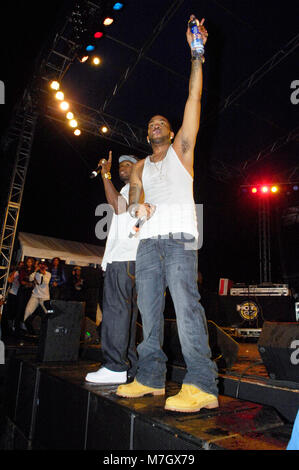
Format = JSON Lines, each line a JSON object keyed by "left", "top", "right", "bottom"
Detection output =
{"left": 85, "top": 367, "right": 127, "bottom": 384}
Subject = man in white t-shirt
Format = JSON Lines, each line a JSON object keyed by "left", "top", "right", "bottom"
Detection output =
{"left": 21, "top": 260, "right": 51, "bottom": 335}
{"left": 85, "top": 153, "right": 140, "bottom": 384}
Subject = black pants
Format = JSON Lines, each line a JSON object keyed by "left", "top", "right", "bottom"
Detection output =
{"left": 15, "top": 287, "right": 33, "bottom": 327}
{"left": 101, "top": 261, "right": 138, "bottom": 376}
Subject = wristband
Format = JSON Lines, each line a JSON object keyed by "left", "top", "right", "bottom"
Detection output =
{"left": 191, "top": 55, "right": 205, "bottom": 63}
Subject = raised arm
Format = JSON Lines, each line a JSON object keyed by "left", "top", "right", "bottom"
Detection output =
{"left": 100, "top": 151, "right": 127, "bottom": 214}
{"left": 172, "top": 16, "right": 208, "bottom": 176}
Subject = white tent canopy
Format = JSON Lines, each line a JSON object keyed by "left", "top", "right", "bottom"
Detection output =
{"left": 18, "top": 232, "right": 104, "bottom": 266}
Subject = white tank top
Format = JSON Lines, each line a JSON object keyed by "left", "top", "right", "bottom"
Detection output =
{"left": 140, "top": 145, "right": 198, "bottom": 240}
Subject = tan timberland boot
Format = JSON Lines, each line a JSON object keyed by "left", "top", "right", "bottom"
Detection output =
{"left": 116, "top": 379, "right": 165, "bottom": 398}
{"left": 164, "top": 384, "right": 219, "bottom": 412}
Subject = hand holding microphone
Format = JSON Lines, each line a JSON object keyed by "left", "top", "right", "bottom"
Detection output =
{"left": 129, "top": 203, "right": 156, "bottom": 238}
{"left": 90, "top": 151, "right": 112, "bottom": 179}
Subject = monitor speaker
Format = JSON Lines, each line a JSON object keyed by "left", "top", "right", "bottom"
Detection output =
{"left": 37, "top": 300, "right": 84, "bottom": 362}
{"left": 257, "top": 321, "right": 299, "bottom": 382}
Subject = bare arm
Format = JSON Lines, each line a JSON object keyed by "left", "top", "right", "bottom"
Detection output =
{"left": 128, "top": 159, "right": 145, "bottom": 209}
{"left": 100, "top": 151, "right": 127, "bottom": 214}
{"left": 173, "top": 17, "right": 208, "bottom": 176}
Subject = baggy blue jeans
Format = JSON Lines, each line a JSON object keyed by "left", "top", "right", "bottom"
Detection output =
{"left": 101, "top": 261, "right": 138, "bottom": 376}
{"left": 135, "top": 233, "right": 218, "bottom": 396}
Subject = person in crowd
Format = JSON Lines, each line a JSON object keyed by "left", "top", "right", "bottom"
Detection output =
{"left": 1, "top": 261, "right": 23, "bottom": 335}
{"left": 49, "top": 257, "right": 66, "bottom": 300}
{"left": 85, "top": 153, "right": 140, "bottom": 385}
{"left": 116, "top": 15, "right": 219, "bottom": 413}
{"left": 15, "top": 257, "right": 35, "bottom": 335}
{"left": 69, "top": 266, "right": 86, "bottom": 302}
{"left": 22, "top": 259, "right": 51, "bottom": 335}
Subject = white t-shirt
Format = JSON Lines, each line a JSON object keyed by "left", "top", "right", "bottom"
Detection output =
{"left": 29, "top": 271, "right": 51, "bottom": 299}
{"left": 101, "top": 184, "right": 139, "bottom": 271}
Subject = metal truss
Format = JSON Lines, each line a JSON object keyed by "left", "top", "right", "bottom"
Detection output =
{"left": 0, "top": 108, "right": 38, "bottom": 313}
{"left": 210, "top": 124, "right": 299, "bottom": 183}
{"left": 101, "top": 0, "right": 185, "bottom": 111}
{"left": 258, "top": 196, "right": 272, "bottom": 284}
{"left": 45, "top": 99, "right": 150, "bottom": 155}
{"left": 239, "top": 125, "right": 299, "bottom": 178}
{"left": 203, "top": 31, "right": 299, "bottom": 127}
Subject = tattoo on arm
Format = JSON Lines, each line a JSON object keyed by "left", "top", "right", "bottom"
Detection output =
{"left": 189, "top": 58, "right": 202, "bottom": 95}
{"left": 129, "top": 182, "right": 142, "bottom": 205}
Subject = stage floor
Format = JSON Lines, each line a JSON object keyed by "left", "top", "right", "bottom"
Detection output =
{"left": 0, "top": 336, "right": 297, "bottom": 451}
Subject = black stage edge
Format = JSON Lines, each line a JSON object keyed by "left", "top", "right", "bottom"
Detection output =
{"left": 0, "top": 346, "right": 295, "bottom": 451}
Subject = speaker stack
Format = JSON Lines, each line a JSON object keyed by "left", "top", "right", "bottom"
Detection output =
{"left": 258, "top": 321, "right": 299, "bottom": 382}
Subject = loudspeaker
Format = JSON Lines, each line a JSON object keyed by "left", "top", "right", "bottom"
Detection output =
{"left": 80, "top": 317, "right": 100, "bottom": 344}
{"left": 258, "top": 322, "right": 299, "bottom": 382}
{"left": 163, "top": 318, "right": 239, "bottom": 370}
{"left": 37, "top": 300, "right": 84, "bottom": 362}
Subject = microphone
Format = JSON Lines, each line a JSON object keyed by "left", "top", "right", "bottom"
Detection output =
{"left": 90, "top": 163, "right": 102, "bottom": 179}
{"left": 129, "top": 216, "right": 147, "bottom": 238}
{"left": 90, "top": 159, "right": 107, "bottom": 179}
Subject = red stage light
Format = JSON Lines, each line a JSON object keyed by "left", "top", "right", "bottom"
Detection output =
{"left": 271, "top": 186, "right": 278, "bottom": 193}
{"left": 251, "top": 187, "right": 257, "bottom": 193}
{"left": 261, "top": 186, "right": 269, "bottom": 193}
{"left": 94, "top": 31, "right": 103, "bottom": 39}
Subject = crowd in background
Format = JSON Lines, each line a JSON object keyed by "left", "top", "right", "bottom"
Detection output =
{"left": 1, "top": 256, "right": 103, "bottom": 337}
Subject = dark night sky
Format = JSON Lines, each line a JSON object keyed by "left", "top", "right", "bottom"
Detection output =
{"left": 0, "top": 1, "right": 298, "bottom": 291}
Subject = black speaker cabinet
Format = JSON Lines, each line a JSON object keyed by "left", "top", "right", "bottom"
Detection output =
{"left": 258, "top": 322, "right": 299, "bottom": 382}
{"left": 37, "top": 300, "right": 84, "bottom": 362}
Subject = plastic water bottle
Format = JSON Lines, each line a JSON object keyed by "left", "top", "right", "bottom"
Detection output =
{"left": 188, "top": 17, "right": 204, "bottom": 59}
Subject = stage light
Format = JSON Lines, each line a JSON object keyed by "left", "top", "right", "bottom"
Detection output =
{"left": 251, "top": 187, "right": 257, "bottom": 194}
{"left": 86, "top": 44, "right": 95, "bottom": 52}
{"left": 60, "top": 101, "right": 70, "bottom": 111}
{"left": 55, "top": 91, "right": 64, "bottom": 101}
{"left": 92, "top": 56, "right": 101, "bottom": 65}
{"left": 69, "top": 119, "right": 78, "bottom": 128}
{"left": 94, "top": 31, "right": 103, "bottom": 39}
{"left": 100, "top": 126, "right": 108, "bottom": 133}
{"left": 74, "top": 129, "right": 81, "bottom": 136}
{"left": 261, "top": 186, "right": 269, "bottom": 193}
{"left": 79, "top": 55, "right": 89, "bottom": 63}
{"left": 293, "top": 185, "right": 299, "bottom": 191}
{"left": 103, "top": 17, "right": 114, "bottom": 26}
{"left": 113, "top": 2, "right": 124, "bottom": 10}
{"left": 271, "top": 185, "right": 278, "bottom": 193}
{"left": 66, "top": 111, "right": 74, "bottom": 120}
{"left": 50, "top": 80, "right": 60, "bottom": 90}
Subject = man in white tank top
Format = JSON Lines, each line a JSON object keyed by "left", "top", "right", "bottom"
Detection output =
{"left": 117, "top": 15, "right": 219, "bottom": 412}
